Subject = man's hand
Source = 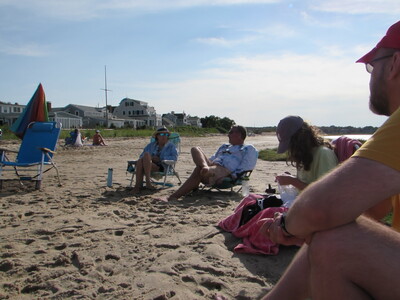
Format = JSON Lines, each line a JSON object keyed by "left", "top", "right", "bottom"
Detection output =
{"left": 258, "top": 213, "right": 304, "bottom": 246}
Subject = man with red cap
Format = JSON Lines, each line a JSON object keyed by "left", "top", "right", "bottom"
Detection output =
{"left": 259, "top": 21, "right": 400, "bottom": 300}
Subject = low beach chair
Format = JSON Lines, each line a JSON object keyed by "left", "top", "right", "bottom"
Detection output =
{"left": 127, "top": 132, "right": 182, "bottom": 188}
{"left": 0, "top": 122, "right": 62, "bottom": 190}
{"left": 202, "top": 170, "right": 254, "bottom": 193}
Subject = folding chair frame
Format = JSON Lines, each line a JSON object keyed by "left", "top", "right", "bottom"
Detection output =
{"left": 201, "top": 170, "right": 253, "bottom": 193}
{"left": 0, "top": 122, "right": 62, "bottom": 190}
{"left": 127, "top": 132, "right": 182, "bottom": 188}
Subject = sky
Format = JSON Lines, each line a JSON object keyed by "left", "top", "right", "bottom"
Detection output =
{"left": 0, "top": 0, "right": 399, "bottom": 128}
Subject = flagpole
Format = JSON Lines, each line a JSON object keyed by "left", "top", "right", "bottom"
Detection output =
{"left": 101, "top": 65, "right": 111, "bottom": 128}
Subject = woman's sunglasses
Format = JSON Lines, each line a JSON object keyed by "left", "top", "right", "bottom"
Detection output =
{"left": 158, "top": 133, "right": 169, "bottom": 137}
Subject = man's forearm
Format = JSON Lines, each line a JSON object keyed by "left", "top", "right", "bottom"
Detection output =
{"left": 285, "top": 157, "right": 400, "bottom": 238}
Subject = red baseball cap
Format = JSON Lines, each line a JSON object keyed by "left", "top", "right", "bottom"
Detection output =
{"left": 357, "top": 21, "right": 400, "bottom": 63}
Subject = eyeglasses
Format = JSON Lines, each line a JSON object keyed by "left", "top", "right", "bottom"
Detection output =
{"left": 366, "top": 54, "right": 394, "bottom": 73}
{"left": 158, "top": 133, "right": 169, "bottom": 137}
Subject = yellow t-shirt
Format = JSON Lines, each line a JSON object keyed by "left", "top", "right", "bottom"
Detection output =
{"left": 354, "top": 107, "right": 400, "bottom": 232}
{"left": 392, "top": 195, "right": 400, "bottom": 232}
{"left": 355, "top": 107, "right": 400, "bottom": 171}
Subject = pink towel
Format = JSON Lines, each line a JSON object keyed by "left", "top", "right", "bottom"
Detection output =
{"left": 333, "top": 136, "right": 362, "bottom": 163}
{"left": 218, "top": 194, "right": 287, "bottom": 255}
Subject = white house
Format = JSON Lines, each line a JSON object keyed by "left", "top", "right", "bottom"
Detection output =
{"left": 113, "top": 98, "right": 162, "bottom": 128}
{"left": 0, "top": 101, "right": 25, "bottom": 126}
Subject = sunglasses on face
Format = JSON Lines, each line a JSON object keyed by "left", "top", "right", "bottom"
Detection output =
{"left": 158, "top": 133, "right": 169, "bottom": 137}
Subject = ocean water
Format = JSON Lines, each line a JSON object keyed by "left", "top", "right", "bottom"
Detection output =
{"left": 324, "top": 134, "right": 372, "bottom": 141}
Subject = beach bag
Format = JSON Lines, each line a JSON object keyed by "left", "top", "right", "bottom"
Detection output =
{"left": 239, "top": 194, "right": 282, "bottom": 226}
{"left": 278, "top": 184, "right": 298, "bottom": 208}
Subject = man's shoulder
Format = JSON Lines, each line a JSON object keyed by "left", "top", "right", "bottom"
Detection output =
{"left": 243, "top": 144, "right": 258, "bottom": 151}
{"left": 218, "top": 143, "right": 231, "bottom": 149}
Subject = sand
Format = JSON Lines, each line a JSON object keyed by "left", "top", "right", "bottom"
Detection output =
{"left": 0, "top": 133, "right": 298, "bottom": 300}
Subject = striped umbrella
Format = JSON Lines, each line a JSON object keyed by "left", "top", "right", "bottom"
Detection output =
{"left": 11, "top": 83, "right": 49, "bottom": 139}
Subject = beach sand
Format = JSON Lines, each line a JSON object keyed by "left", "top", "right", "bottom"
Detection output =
{"left": 0, "top": 133, "right": 298, "bottom": 300}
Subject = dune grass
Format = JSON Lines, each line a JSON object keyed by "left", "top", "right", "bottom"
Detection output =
{"left": 0, "top": 126, "right": 221, "bottom": 141}
{"left": 258, "top": 148, "right": 287, "bottom": 162}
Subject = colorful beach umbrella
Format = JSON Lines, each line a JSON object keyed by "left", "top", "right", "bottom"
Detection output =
{"left": 11, "top": 83, "right": 49, "bottom": 139}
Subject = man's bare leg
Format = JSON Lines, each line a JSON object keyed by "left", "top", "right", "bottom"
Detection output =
{"left": 262, "top": 245, "right": 310, "bottom": 300}
{"left": 142, "top": 152, "right": 155, "bottom": 189}
{"left": 133, "top": 158, "right": 145, "bottom": 193}
{"left": 309, "top": 217, "right": 400, "bottom": 300}
{"left": 166, "top": 147, "right": 212, "bottom": 201}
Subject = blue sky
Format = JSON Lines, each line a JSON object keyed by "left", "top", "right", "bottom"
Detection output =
{"left": 0, "top": 0, "right": 399, "bottom": 127}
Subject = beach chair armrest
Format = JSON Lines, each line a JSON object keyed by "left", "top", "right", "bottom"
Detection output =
{"left": 233, "top": 170, "right": 253, "bottom": 183}
{"left": 162, "top": 160, "right": 176, "bottom": 165}
{"left": 39, "top": 147, "right": 56, "bottom": 154}
{"left": 0, "top": 148, "right": 19, "bottom": 154}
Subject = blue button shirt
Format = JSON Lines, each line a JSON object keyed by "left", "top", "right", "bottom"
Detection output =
{"left": 140, "top": 141, "right": 178, "bottom": 161}
{"left": 210, "top": 144, "right": 258, "bottom": 177}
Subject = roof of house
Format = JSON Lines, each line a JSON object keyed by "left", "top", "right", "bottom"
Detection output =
{"left": 50, "top": 111, "right": 82, "bottom": 119}
{"left": 65, "top": 104, "right": 103, "bottom": 112}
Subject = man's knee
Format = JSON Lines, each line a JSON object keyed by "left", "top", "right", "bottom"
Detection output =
{"left": 308, "top": 229, "right": 343, "bottom": 267}
{"left": 308, "top": 223, "right": 358, "bottom": 268}
{"left": 191, "top": 146, "right": 202, "bottom": 155}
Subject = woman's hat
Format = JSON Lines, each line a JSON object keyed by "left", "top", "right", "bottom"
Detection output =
{"left": 153, "top": 126, "right": 170, "bottom": 137}
{"left": 276, "top": 116, "right": 304, "bottom": 153}
{"left": 96, "top": 130, "right": 100, "bottom": 133}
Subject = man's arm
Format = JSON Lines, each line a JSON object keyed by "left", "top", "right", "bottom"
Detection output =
{"left": 162, "top": 143, "right": 179, "bottom": 161}
{"left": 285, "top": 157, "right": 400, "bottom": 240}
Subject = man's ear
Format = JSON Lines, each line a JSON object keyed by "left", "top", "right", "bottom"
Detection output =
{"left": 388, "top": 52, "right": 400, "bottom": 79}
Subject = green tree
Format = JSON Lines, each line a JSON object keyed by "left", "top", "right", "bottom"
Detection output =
{"left": 219, "top": 117, "right": 235, "bottom": 131}
{"left": 200, "top": 115, "right": 235, "bottom": 130}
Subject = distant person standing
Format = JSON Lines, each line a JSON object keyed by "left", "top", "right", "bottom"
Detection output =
{"left": 93, "top": 130, "right": 107, "bottom": 146}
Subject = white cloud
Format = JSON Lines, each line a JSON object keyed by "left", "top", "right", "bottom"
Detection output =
{"left": 0, "top": 40, "right": 49, "bottom": 57}
{"left": 0, "top": 0, "right": 281, "bottom": 20}
{"left": 193, "top": 35, "right": 257, "bottom": 47}
{"left": 133, "top": 51, "right": 384, "bottom": 127}
{"left": 309, "top": 0, "right": 400, "bottom": 14}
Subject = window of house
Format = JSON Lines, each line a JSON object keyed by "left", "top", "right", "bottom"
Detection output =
{"left": 128, "top": 111, "right": 131, "bottom": 115}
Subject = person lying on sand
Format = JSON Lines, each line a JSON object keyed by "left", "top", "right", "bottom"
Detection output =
{"left": 158, "top": 125, "right": 258, "bottom": 201}
{"left": 132, "top": 126, "right": 178, "bottom": 194}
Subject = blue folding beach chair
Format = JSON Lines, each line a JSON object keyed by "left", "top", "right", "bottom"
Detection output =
{"left": 0, "top": 122, "right": 62, "bottom": 190}
{"left": 127, "top": 132, "right": 182, "bottom": 188}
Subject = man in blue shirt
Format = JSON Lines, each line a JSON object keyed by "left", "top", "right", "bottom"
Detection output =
{"left": 162, "top": 125, "right": 258, "bottom": 201}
